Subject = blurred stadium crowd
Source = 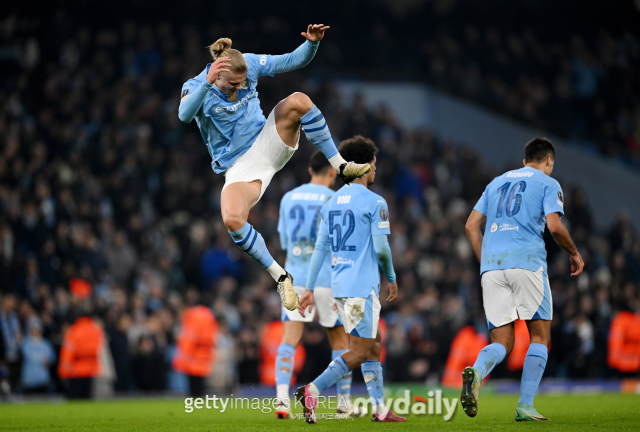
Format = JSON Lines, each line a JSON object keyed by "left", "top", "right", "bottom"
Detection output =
{"left": 1, "top": 1, "right": 640, "bottom": 396}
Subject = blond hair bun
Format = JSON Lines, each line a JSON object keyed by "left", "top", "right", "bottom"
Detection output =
{"left": 209, "top": 38, "right": 233, "bottom": 59}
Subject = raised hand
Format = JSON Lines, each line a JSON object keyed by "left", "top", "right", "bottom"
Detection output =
{"left": 206, "top": 57, "right": 232, "bottom": 84}
{"left": 301, "top": 24, "right": 330, "bottom": 43}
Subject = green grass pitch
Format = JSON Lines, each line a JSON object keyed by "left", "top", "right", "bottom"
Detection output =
{"left": 1, "top": 393, "right": 638, "bottom": 431}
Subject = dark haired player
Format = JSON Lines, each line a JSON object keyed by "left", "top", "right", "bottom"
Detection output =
{"left": 463, "top": 137, "right": 584, "bottom": 421}
{"left": 294, "top": 136, "right": 405, "bottom": 424}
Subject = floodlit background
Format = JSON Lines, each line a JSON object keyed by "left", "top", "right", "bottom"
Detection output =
{"left": 1, "top": 0, "right": 639, "bottom": 401}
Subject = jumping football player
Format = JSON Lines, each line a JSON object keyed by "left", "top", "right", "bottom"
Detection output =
{"left": 294, "top": 136, "right": 405, "bottom": 424}
{"left": 178, "top": 25, "right": 370, "bottom": 312}
{"left": 274, "top": 150, "right": 354, "bottom": 419}
{"left": 463, "top": 137, "right": 584, "bottom": 421}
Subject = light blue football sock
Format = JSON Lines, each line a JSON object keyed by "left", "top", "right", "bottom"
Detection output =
{"left": 300, "top": 105, "right": 339, "bottom": 160}
{"left": 228, "top": 222, "right": 275, "bottom": 268}
{"left": 473, "top": 342, "right": 507, "bottom": 379}
{"left": 362, "top": 361, "right": 386, "bottom": 414}
{"left": 276, "top": 344, "right": 296, "bottom": 387}
{"left": 311, "top": 355, "right": 349, "bottom": 394}
{"left": 519, "top": 343, "right": 548, "bottom": 405}
{"left": 332, "top": 349, "right": 352, "bottom": 400}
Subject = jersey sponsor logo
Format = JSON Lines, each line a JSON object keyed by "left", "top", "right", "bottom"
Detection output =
{"left": 215, "top": 90, "right": 256, "bottom": 114}
{"left": 490, "top": 223, "right": 498, "bottom": 233}
{"left": 379, "top": 208, "right": 389, "bottom": 221}
{"left": 378, "top": 221, "right": 390, "bottom": 228}
{"left": 506, "top": 171, "right": 534, "bottom": 178}
{"left": 499, "top": 223, "right": 519, "bottom": 232}
{"left": 334, "top": 257, "right": 355, "bottom": 266}
{"left": 292, "top": 246, "right": 302, "bottom": 256}
{"left": 337, "top": 195, "right": 351, "bottom": 204}
{"left": 303, "top": 246, "right": 314, "bottom": 255}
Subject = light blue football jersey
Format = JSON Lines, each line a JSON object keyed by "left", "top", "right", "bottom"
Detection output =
{"left": 473, "top": 166, "right": 565, "bottom": 274}
{"left": 318, "top": 183, "right": 391, "bottom": 298}
{"left": 181, "top": 41, "right": 318, "bottom": 174}
{"left": 278, "top": 184, "right": 335, "bottom": 288}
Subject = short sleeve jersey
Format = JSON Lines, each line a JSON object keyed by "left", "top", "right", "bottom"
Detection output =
{"left": 318, "top": 184, "right": 391, "bottom": 298}
{"left": 473, "top": 166, "right": 565, "bottom": 274}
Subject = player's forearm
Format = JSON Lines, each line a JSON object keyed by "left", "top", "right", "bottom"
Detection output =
{"left": 305, "top": 234, "right": 329, "bottom": 290}
{"left": 550, "top": 223, "right": 579, "bottom": 256}
{"left": 372, "top": 235, "right": 396, "bottom": 283}
{"left": 466, "top": 228, "right": 483, "bottom": 262}
{"left": 178, "top": 81, "right": 211, "bottom": 123}
{"left": 270, "top": 40, "right": 319, "bottom": 74}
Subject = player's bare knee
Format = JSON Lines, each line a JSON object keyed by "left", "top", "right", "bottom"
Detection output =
{"left": 284, "top": 92, "right": 313, "bottom": 116}
{"left": 222, "top": 211, "right": 245, "bottom": 232}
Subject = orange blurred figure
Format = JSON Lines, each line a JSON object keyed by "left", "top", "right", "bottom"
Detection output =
{"left": 58, "top": 315, "right": 104, "bottom": 399}
{"left": 442, "top": 326, "right": 488, "bottom": 388}
{"left": 173, "top": 305, "right": 218, "bottom": 396}
{"left": 259, "top": 321, "right": 306, "bottom": 386}
{"left": 608, "top": 311, "right": 640, "bottom": 373}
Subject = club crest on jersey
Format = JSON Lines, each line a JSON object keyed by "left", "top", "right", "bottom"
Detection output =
{"left": 490, "top": 223, "right": 498, "bottom": 233}
{"left": 292, "top": 246, "right": 302, "bottom": 257}
{"left": 241, "top": 80, "right": 249, "bottom": 90}
{"left": 332, "top": 256, "right": 338, "bottom": 266}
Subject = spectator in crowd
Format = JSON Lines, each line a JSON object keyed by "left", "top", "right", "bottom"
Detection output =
{"left": 0, "top": 294, "right": 22, "bottom": 392}
{"left": 133, "top": 335, "right": 166, "bottom": 392}
{"left": 20, "top": 316, "right": 55, "bottom": 393}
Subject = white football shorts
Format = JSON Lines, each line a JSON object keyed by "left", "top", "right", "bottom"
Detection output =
{"left": 481, "top": 266, "right": 553, "bottom": 330}
{"left": 334, "top": 289, "right": 381, "bottom": 339}
{"left": 222, "top": 108, "right": 299, "bottom": 202}
{"left": 281, "top": 286, "right": 343, "bottom": 328}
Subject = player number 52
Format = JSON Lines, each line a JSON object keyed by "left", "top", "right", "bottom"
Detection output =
{"left": 328, "top": 210, "right": 356, "bottom": 252}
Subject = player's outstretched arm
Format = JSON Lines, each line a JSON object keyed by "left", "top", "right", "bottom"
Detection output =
{"left": 266, "top": 24, "right": 329, "bottom": 75}
{"left": 465, "top": 210, "right": 486, "bottom": 263}
{"left": 546, "top": 212, "right": 584, "bottom": 276}
{"left": 178, "top": 58, "right": 230, "bottom": 123}
{"left": 372, "top": 234, "right": 398, "bottom": 302}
